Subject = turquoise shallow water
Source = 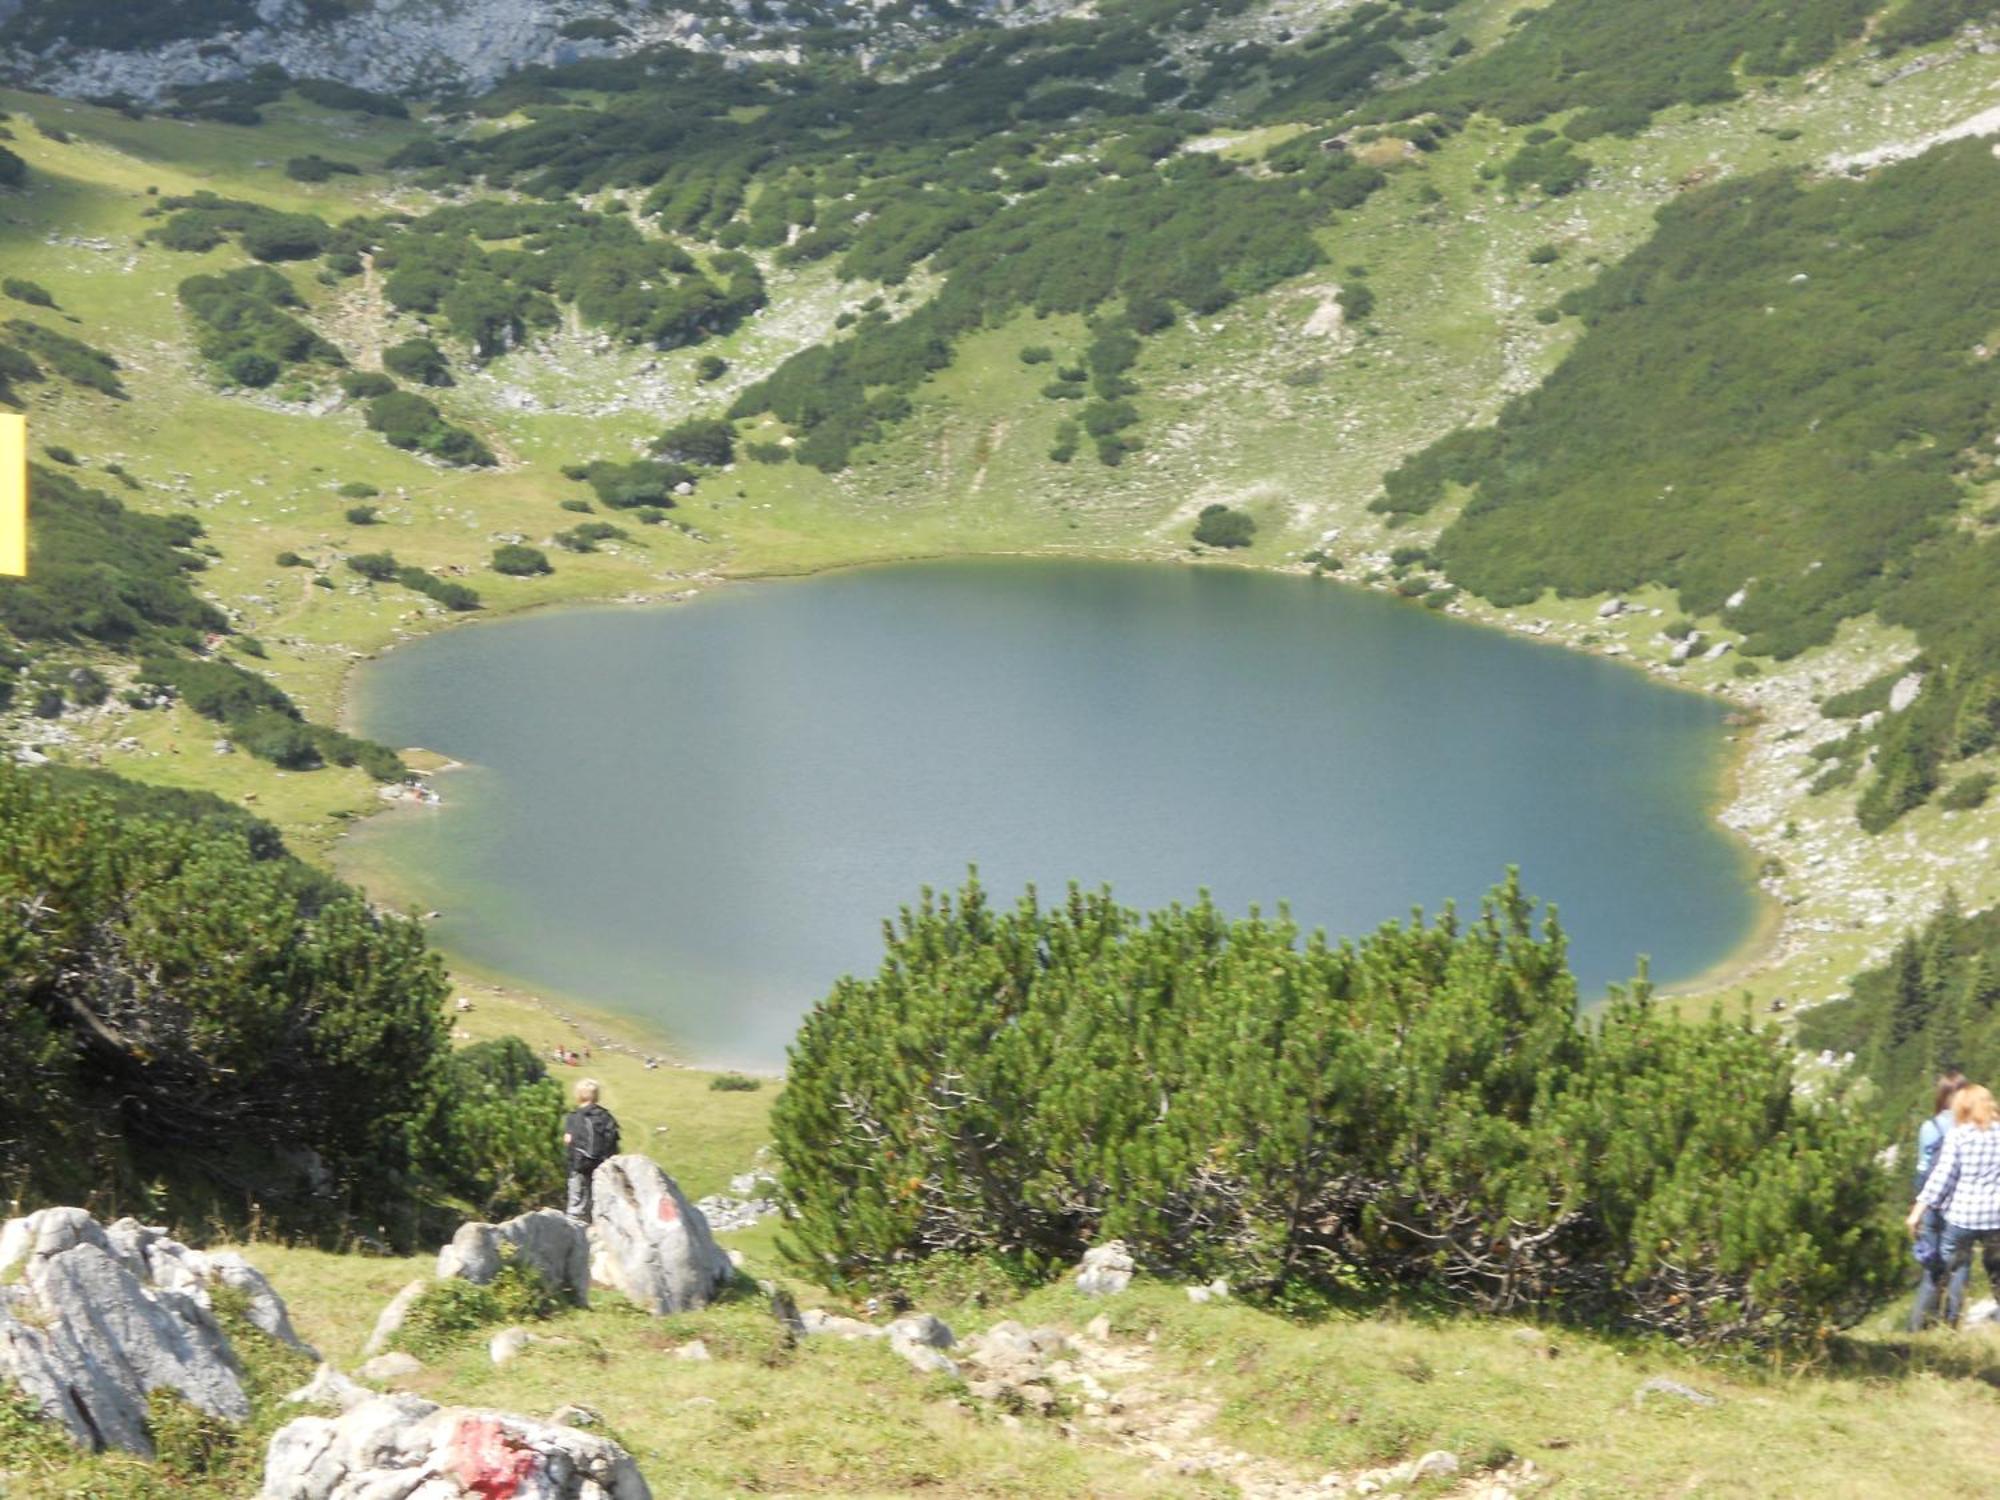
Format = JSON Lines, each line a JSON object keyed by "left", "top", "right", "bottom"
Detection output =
{"left": 349, "top": 559, "right": 1756, "bottom": 1069}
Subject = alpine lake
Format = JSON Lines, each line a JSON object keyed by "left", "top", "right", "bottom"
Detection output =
{"left": 344, "top": 558, "right": 1759, "bottom": 1070}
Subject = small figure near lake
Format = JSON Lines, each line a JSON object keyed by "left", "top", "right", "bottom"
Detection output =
{"left": 1908, "top": 1079, "right": 2000, "bottom": 1330}
{"left": 562, "top": 1078, "right": 622, "bottom": 1226}
{"left": 1908, "top": 1069, "right": 1968, "bottom": 1331}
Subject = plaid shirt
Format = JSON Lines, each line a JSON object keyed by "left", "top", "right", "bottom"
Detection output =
{"left": 1917, "top": 1123, "right": 2000, "bottom": 1230}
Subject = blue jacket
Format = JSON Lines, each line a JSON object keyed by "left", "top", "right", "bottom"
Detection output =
{"left": 1916, "top": 1108, "right": 1954, "bottom": 1193}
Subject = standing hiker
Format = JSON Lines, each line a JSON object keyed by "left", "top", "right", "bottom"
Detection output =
{"left": 563, "top": 1078, "right": 621, "bottom": 1226}
{"left": 1907, "top": 1082, "right": 2000, "bottom": 1329}
{"left": 1909, "top": 1068, "right": 1968, "bottom": 1331}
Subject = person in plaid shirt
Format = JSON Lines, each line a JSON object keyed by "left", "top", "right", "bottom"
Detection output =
{"left": 1906, "top": 1083, "right": 2000, "bottom": 1329}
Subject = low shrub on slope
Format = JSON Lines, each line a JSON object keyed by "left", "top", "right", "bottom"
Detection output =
{"left": 775, "top": 874, "right": 1897, "bottom": 1349}
{"left": 0, "top": 763, "right": 561, "bottom": 1241}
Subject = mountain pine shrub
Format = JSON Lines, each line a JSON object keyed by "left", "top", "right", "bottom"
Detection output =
{"left": 775, "top": 875, "right": 1896, "bottom": 1349}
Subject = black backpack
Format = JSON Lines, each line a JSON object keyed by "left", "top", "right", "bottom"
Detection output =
{"left": 574, "top": 1105, "right": 620, "bottom": 1167}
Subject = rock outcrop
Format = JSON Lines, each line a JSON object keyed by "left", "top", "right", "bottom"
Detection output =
{"left": 261, "top": 1393, "right": 652, "bottom": 1500}
{"left": 0, "top": 0, "right": 702, "bottom": 103}
{"left": 437, "top": 1207, "right": 591, "bottom": 1306}
{"left": 1074, "top": 1241, "right": 1135, "bottom": 1296}
{"left": 588, "top": 1155, "right": 735, "bottom": 1315}
{"left": 0, "top": 1207, "right": 304, "bottom": 1455}
{"left": 362, "top": 1276, "right": 432, "bottom": 1358}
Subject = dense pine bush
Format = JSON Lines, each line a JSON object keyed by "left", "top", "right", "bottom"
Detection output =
{"left": 776, "top": 875, "right": 1896, "bottom": 1348}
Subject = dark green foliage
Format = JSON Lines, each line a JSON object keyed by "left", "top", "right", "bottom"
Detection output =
{"left": 223, "top": 349, "right": 279, "bottom": 387}
{"left": 41, "top": 444, "right": 76, "bottom": 466}
{"left": 179, "top": 265, "right": 344, "bottom": 383}
{"left": 337, "top": 480, "right": 380, "bottom": 498}
{"left": 1526, "top": 242, "right": 1561, "bottom": 265}
{"left": 554, "top": 521, "right": 628, "bottom": 553}
{"left": 344, "top": 503, "right": 380, "bottom": 525}
{"left": 696, "top": 353, "right": 728, "bottom": 382}
{"left": 1939, "top": 772, "right": 1994, "bottom": 812}
{"left": 383, "top": 336, "right": 452, "bottom": 386}
{"left": 346, "top": 550, "right": 399, "bottom": 582}
{"left": 395, "top": 565, "right": 481, "bottom": 612}
{"left": 1876, "top": 0, "right": 1995, "bottom": 52}
{"left": 339, "top": 370, "right": 397, "bottom": 399}
{"left": 3, "top": 277, "right": 54, "bottom": 308}
{"left": 710, "top": 1072, "right": 762, "bottom": 1092}
{"left": 1562, "top": 102, "right": 1654, "bottom": 141}
{"left": 284, "top": 154, "right": 360, "bottom": 183}
{"left": 1380, "top": 141, "right": 2000, "bottom": 831}
{"left": 579, "top": 458, "right": 690, "bottom": 508}
{"left": 0, "top": 145, "right": 25, "bottom": 188}
{"left": 777, "top": 876, "right": 1896, "bottom": 1348}
{"left": 1502, "top": 137, "right": 1591, "bottom": 196}
{"left": 3, "top": 318, "right": 125, "bottom": 397}
{"left": 654, "top": 416, "right": 736, "bottom": 467}
{"left": 364, "top": 391, "right": 494, "bottom": 466}
{"left": 491, "top": 543, "right": 553, "bottom": 576}
{"left": 0, "top": 467, "right": 221, "bottom": 648}
{"left": 433, "top": 1038, "right": 565, "bottom": 1219}
{"left": 293, "top": 78, "right": 409, "bottom": 118}
{"left": 733, "top": 145, "right": 1378, "bottom": 468}
{"left": 0, "top": 761, "right": 446, "bottom": 1228}
{"left": 5, "top": 1, "right": 256, "bottom": 53}
{"left": 559, "top": 16, "right": 630, "bottom": 41}
{"left": 275, "top": 550, "right": 307, "bottom": 567}
{"left": 1379, "top": 0, "right": 1875, "bottom": 130}
{"left": 0, "top": 341, "right": 40, "bottom": 406}
{"left": 1193, "top": 503, "right": 1256, "bottom": 548}
{"left": 153, "top": 192, "right": 353, "bottom": 262}
{"left": 369, "top": 201, "right": 763, "bottom": 356}
{"left": 1801, "top": 896, "right": 2000, "bottom": 1162}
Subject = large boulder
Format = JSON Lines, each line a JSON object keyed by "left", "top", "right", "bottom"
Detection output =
{"left": 437, "top": 1207, "right": 590, "bottom": 1306}
{"left": 588, "top": 1155, "right": 735, "bottom": 1315}
{"left": 0, "top": 1207, "right": 294, "bottom": 1454}
{"left": 261, "top": 1393, "right": 651, "bottom": 1500}
{"left": 1074, "top": 1241, "right": 1135, "bottom": 1296}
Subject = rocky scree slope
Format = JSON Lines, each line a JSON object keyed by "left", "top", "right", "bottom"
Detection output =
{"left": 0, "top": 0, "right": 1062, "bottom": 101}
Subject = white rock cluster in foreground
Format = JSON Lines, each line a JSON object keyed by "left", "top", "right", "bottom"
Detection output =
{"left": 0, "top": 1206, "right": 309, "bottom": 1455}
{"left": 262, "top": 1392, "right": 651, "bottom": 1500}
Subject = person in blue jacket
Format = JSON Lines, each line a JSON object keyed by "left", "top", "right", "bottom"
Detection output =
{"left": 1909, "top": 1068, "right": 1969, "bottom": 1331}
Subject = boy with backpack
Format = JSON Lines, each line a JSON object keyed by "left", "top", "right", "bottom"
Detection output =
{"left": 562, "top": 1078, "right": 621, "bottom": 1225}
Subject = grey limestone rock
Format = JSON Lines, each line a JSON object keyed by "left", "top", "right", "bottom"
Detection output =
{"left": 1635, "top": 1375, "right": 1722, "bottom": 1408}
{"left": 356, "top": 1351, "right": 422, "bottom": 1383}
{"left": 437, "top": 1206, "right": 591, "bottom": 1306}
{"left": 362, "top": 1276, "right": 433, "bottom": 1358}
{"left": 260, "top": 1392, "right": 653, "bottom": 1500}
{"left": 1074, "top": 1241, "right": 1134, "bottom": 1296}
{"left": 587, "top": 1155, "right": 735, "bottom": 1315}
{"left": 0, "top": 1207, "right": 266, "bottom": 1455}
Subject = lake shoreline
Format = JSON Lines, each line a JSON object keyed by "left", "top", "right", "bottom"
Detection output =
{"left": 336, "top": 547, "right": 1790, "bottom": 1065}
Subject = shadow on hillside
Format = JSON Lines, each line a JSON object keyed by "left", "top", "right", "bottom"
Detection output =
{"left": 1828, "top": 1330, "right": 2000, "bottom": 1388}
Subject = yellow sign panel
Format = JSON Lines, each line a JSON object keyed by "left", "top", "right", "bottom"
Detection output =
{"left": 0, "top": 414, "right": 23, "bottom": 576}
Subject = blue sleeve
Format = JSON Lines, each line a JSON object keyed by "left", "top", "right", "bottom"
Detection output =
{"left": 1919, "top": 1131, "right": 1960, "bottom": 1211}
{"left": 1916, "top": 1118, "right": 1944, "bottom": 1187}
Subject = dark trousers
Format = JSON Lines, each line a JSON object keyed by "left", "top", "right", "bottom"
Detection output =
{"left": 1910, "top": 1216, "right": 1998, "bottom": 1330}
